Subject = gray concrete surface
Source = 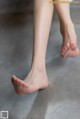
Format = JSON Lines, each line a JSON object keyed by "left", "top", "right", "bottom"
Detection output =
{"left": 0, "top": 4, "right": 80, "bottom": 119}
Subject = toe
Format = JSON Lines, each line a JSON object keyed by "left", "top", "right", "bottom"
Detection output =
{"left": 12, "top": 77, "right": 21, "bottom": 86}
{"left": 11, "top": 75, "right": 29, "bottom": 95}
{"left": 11, "top": 75, "right": 28, "bottom": 87}
{"left": 64, "top": 42, "right": 71, "bottom": 52}
{"left": 60, "top": 42, "right": 71, "bottom": 57}
{"left": 15, "top": 90, "right": 25, "bottom": 95}
{"left": 66, "top": 43, "right": 71, "bottom": 49}
{"left": 61, "top": 48, "right": 66, "bottom": 54}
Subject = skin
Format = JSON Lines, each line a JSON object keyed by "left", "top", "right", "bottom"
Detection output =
{"left": 54, "top": 3, "right": 80, "bottom": 57}
{"left": 11, "top": 0, "right": 53, "bottom": 95}
{"left": 11, "top": 1, "right": 80, "bottom": 95}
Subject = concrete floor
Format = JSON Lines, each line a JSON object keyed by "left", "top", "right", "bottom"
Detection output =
{"left": 0, "top": 5, "right": 80, "bottom": 119}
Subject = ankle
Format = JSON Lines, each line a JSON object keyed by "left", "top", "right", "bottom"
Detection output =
{"left": 31, "top": 64, "right": 46, "bottom": 73}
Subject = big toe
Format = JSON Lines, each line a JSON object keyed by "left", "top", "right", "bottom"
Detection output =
{"left": 11, "top": 75, "right": 28, "bottom": 94}
{"left": 11, "top": 75, "right": 22, "bottom": 87}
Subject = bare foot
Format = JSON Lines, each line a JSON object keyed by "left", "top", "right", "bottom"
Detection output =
{"left": 60, "top": 22, "right": 80, "bottom": 57}
{"left": 11, "top": 68, "right": 49, "bottom": 95}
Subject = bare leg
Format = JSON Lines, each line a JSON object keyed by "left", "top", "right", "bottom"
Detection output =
{"left": 11, "top": 0, "right": 53, "bottom": 95}
{"left": 54, "top": 3, "right": 80, "bottom": 57}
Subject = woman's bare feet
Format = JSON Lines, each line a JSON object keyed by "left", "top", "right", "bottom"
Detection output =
{"left": 11, "top": 67, "right": 49, "bottom": 95}
{"left": 60, "top": 21, "right": 80, "bottom": 57}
